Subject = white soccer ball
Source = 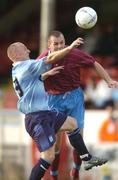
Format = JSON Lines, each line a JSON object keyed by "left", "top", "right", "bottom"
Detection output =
{"left": 75, "top": 7, "right": 97, "bottom": 29}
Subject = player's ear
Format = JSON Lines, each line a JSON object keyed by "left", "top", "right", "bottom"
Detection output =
{"left": 47, "top": 40, "right": 50, "bottom": 49}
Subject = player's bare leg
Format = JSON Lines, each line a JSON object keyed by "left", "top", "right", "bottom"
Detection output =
{"left": 50, "top": 116, "right": 77, "bottom": 179}
{"left": 62, "top": 117, "right": 108, "bottom": 172}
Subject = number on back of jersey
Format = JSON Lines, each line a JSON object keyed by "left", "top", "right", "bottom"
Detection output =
{"left": 13, "top": 78, "right": 23, "bottom": 98}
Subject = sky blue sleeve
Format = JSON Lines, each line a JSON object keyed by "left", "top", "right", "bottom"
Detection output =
{"left": 28, "top": 58, "right": 51, "bottom": 76}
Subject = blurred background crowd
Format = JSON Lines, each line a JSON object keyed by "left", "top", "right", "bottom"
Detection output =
{"left": 0, "top": 0, "right": 118, "bottom": 180}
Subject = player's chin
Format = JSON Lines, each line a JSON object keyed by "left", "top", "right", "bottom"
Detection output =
{"left": 54, "top": 49, "right": 59, "bottom": 52}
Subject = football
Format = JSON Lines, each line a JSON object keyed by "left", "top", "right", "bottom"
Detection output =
{"left": 75, "top": 7, "right": 97, "bottom": 29}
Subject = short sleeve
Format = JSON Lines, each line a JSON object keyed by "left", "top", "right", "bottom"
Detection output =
{"left": 28, "top": 58, "right": 51, "bottom": 76}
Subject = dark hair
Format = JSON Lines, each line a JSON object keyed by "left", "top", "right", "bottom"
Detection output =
{"left": 48, "top": 30, "right": 64, "bottom": 39}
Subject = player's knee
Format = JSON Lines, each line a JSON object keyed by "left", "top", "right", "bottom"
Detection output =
{"left": 40, "top": 151, "right": 55, "bottom": 163}
{"left": 71, "top": 117, "right": 77, "bottom": 130}
{"left": 68, "top": 116, "right": 77, "bottom": 130}
{"left": 46, "top": 153, "right": 55, "bottom": 163}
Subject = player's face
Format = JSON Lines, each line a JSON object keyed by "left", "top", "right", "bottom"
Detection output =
{"left": 48, "top": 35, "right": 65, "bottom": 52}
{"left": 17, "top": 43, "right": 30, "bottom": 60}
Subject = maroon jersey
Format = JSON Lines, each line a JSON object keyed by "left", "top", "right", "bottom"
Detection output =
{"left": 37, "top": 48, "right": 95, "bottom": 94}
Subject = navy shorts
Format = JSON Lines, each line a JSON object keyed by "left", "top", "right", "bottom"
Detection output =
{"left": 25, "top": 110, "right": 67, "bottom": 152}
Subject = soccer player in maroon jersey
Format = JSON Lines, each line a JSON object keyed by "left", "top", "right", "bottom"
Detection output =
{"left": 37, "top": 31, "right": 118, "bottom": 180}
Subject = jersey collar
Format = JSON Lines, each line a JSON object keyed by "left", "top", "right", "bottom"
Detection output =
{"left": 12, "top": 61, "right": 23, "bottom": 67}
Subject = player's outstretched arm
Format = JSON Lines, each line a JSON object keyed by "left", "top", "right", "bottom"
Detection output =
{"left": 94, "top": 61, "right": 118, "bottom": 88}
{"left": 45, "top": 37, "right": 84, "bottom": 64}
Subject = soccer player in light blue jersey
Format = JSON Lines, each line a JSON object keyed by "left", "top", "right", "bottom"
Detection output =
{"left": 7, "top": 41, "right": 108, "bottom": 180}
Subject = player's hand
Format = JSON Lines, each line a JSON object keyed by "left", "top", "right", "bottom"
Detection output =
{"left": 47, "top": 66, "right": 64, "bottom": 76}
{"left": 41, "top": 66, "right": 64, "bottom": 80}
{"left": 107, "top": 80, "right": 118, "bottom": 88}
{"left": 70, "top": 37, "right": 84, "bottom": 49}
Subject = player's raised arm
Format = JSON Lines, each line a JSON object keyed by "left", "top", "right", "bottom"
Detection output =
{"left": 45, "top": 37, "right": 84, "bottom": 64}
{"left": 94, "top": 61, "right": 118, "bottom": 88}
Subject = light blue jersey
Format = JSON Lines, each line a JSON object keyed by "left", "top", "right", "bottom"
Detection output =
{"left": 12, "top": 58, "right": 51, "bottom": 114}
